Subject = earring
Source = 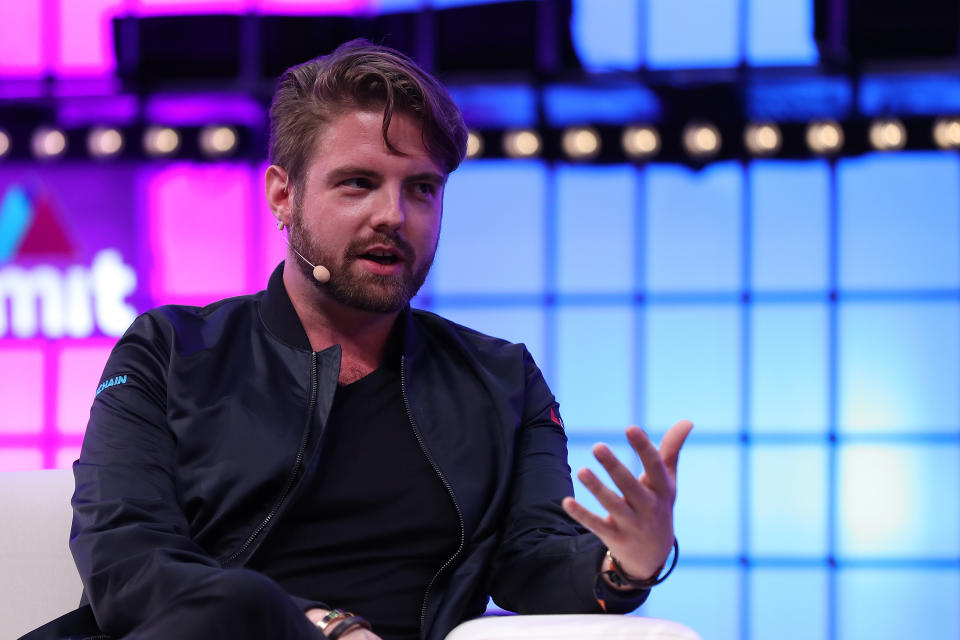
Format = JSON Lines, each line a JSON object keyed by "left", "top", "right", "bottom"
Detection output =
{"left": 277, "top": 219, "right": 285, "bottom": 231}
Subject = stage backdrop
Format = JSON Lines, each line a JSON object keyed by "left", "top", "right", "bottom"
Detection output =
{"left": 1, "top": 2, "right": 958, "bottom": 640}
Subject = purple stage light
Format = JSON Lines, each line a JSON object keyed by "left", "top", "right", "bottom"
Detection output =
{"left": 145, "top": 94, "right": 266, "bottom": 127}
{"left": 57, "top": 96, "right": 139, "bottom": 128}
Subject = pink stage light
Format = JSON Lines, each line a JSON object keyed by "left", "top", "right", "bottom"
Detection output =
{"left": 147, "top": 164, "right": 253, "bottom": 305}
{"left": 0, "top": 449, "right": 44, "bottom": 472}
{"left": 255, "top": 0, "right": 372, "bottom": 15}
{"left": 0, "top": 2, "right": 44, "bottom": 76}
{"left": 56, "top": 342, "right": 116, "bottom": 435}
{"left": 0, "top": 346, "right": 45, "bottom": 435}
{"left": 130, "top": 0, "right": 249, "bottom": 15}
{"left": 256, "top": 162, "right": 288, "bottom": 285}
{"left": 57, "top": 0, "right": 125, "bottom": 76}
{"left": 56, "top": 447, "right": 83, "bottom": 469}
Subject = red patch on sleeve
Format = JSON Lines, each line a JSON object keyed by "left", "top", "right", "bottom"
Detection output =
{"left": 550, "top": 406, "right": 564, "bottom": 428}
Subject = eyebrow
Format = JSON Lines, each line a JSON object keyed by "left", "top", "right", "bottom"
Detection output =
{"left": 327, "top": 166, "right": 447, "bottom": 186}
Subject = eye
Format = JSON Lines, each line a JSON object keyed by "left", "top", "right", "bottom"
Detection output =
{"left": 412, "top": 182, "right": 437, "bottom": 196}
{"left": 342, "top": 177, "right": 372, "bottom": 189}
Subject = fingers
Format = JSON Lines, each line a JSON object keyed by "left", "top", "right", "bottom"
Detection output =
{"left": 576, "top": 465, "right": 639, "bottom": 518}
{"left": 592, "top": 443, "right": 652, "bottom": 510}
{"left": 562, "top": 495, "right": 612, "bottom": 535}
{"left": 625, "top": 426, "right": 672, "bottom": 494}
{"left": 659, "top": 419, "right": 693, "bottom": 476}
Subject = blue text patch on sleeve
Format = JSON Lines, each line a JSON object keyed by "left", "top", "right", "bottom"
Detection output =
{"left": 95, "top": 375, "right": 128, "bottom": 397}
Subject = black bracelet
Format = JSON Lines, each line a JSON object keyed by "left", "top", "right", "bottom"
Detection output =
{"left": 603, "top": 538, "right": 679, "bottom": 590}
{"left": 326, "top": 615, "right": 372, "bottom": 640}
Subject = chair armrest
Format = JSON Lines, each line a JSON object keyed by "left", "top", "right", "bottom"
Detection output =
{"left": 444, "top": 614, "right": 702, "bottom": 640}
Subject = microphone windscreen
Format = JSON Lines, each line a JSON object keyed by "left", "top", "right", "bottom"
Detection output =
{"left": 313, "top": 264, "right": 331, "bottom": 283}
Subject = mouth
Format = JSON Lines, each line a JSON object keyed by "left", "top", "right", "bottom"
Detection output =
{"left": 360, "top": 249, "right": 401, "bottom": 266}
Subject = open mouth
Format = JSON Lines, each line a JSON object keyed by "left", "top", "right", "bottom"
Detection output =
{"left": 361, "top": 250, "right": 401, "bottom": 265}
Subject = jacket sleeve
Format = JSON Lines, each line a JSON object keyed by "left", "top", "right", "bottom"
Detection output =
{"left": 487, "top": 347, "right": 648, "bottom": 614}
{"left": 69, "top": 313, "right": 325, "bottom": 635}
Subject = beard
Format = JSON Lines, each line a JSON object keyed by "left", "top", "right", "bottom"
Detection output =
{"left": 288, "top": 201, "right": 435, "bottom": 313}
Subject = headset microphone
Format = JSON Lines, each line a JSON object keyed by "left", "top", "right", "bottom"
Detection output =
{"left": 276, "top": 219, "right": 330, "bottom": 283}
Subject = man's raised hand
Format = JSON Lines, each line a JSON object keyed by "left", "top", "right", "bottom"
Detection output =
{"left": 561, "top": 419, "right": 693, "bottom": 581}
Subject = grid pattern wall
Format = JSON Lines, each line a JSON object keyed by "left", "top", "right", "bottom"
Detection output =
{"left": 2, "top": 2, "right": 958, "bottom": 639}
{"left": 1, "top": 155, "right": 958, "bottom": 639}
{"left": 424, "top": 155, "right": 960, "bottom": 640}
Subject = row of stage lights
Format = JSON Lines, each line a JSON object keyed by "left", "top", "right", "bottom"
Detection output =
{"left": 0, "top": 125, "right": 240, "bottom": 160}
{"left": 471, "top": 117, "right": 960, "bottom": 161}
{"left": 2, "top": 118, "right": 960, "bottom": 162}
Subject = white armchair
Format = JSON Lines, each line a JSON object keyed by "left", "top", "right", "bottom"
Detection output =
{"left": 0, "top": 470, "right": 700, "bottom": 640}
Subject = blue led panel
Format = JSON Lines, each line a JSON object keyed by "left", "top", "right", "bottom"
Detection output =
{"left": 556, "top": 306, "right": 634, "bottom": 431}
{"left": 544, "top": 85, "right": 660, "bottom": 126}
{"left": 570, "top": 0, "right": 642, "bottom": 70}
{"left": 645, "top": 162, "right": 743, "bottom": 293}
{"left": 838, "top": 443, "right": 960, "bottom": 557}
{"left": 429, "top": 0, "right": 505, "bottom": 7}
{"left": 750, "top": 304, "right": 829, "bottom": 433}
{"left": 645, "top": 305, "right": 741, "bottom": 433}
{"left": 427, "top": 305, "right": 547, "bottom": 375}
{"left": 672, "top": 443, "right": 740, "bottom": 555}
{"left": 557, "top": 165, "right": 637, "bottom": 294}
{"left": 432, "top": 161, "right": 546, "bottom": 294}
{"left": 860, "top": 73, "right": 960, "bottom": 116}
{"left": 640, "top": 566, "right": 741, "bottom": 640}
{"left": 747, "top": 76, "right": 854, "bottom": 122}
{"left": 374, "top": 0, "right": 421, "bottom": 10}
{"left": 750, "top": 161, "right": 829, "bottom": 292}
{"left": 750, "top": 568, "right": 829, "bottom": 640}
{"left": 446, "top": 85, "right": 537, "bottom": 128}
{"left": 746, "top": 0, "right": 819, "bottom": 66}
{"left": 839, "top": 301, "right": 960, "bottom": 433}
{"left": 567, "top": 442, "right": 636, "bottom": 519}
{"left": 647, "top": 0, "right": 740, "bottom": 69}
{"left": 749, "top": 444, "right": 828, "bottom": 556}
{"left": 839, "top": 153, "right": 960, "bottom": 290}
{"left": 839, "top": 569, "right": 960, "bottom": 640}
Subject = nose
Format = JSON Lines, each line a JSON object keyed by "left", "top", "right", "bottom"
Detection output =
{"left": 369, "top": 184, "right": 405, "bottom": 231}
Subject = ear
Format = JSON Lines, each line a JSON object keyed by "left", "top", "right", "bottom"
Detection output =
{"left": 265, "top": 165, "right": 292, "bottom": 227}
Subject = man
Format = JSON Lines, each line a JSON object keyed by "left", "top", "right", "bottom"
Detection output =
{"left": 26, "top": 39, "right": 691, "bottom": 640}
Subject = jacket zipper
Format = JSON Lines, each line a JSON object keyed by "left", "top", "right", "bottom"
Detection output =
{"left": 401, "top": 355, "right": 466, "bottom": 637}
{"left": 224, "top": 351, "right": 319, "bottom": 565}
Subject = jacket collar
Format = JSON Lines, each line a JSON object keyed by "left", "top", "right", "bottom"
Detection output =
{"left": 260, "top": 261, "right": 421, "bottom": 361}
{"left": 260, "top": 262, "right": 313, "bottom": 351}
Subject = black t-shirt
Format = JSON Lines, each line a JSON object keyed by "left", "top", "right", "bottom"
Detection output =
{"left": 248, "top": 356, "right": 460, "bottom": 640}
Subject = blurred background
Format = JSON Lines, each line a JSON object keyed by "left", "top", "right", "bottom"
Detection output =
{"left": 1, "top": 0, "right": 958, "bottom": 638}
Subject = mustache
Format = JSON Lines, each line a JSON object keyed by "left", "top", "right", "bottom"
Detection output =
{"left": 346, "top": 233, "right": 415, "bottom": 262}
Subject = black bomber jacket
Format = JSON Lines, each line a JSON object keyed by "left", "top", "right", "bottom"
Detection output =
{"left": 61, "top": 263, "right": 648, "bottom": 640}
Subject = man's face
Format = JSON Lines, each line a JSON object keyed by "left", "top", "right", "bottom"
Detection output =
{"left": 289, "top": 109, "right": 445, "bottom": 313}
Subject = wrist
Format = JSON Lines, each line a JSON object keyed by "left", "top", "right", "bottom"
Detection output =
{"left": 327, "top": 615, "right": 373, "bottom": 640}
{"left": 599, "top": 538, "right": 679, "bottom": 593}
